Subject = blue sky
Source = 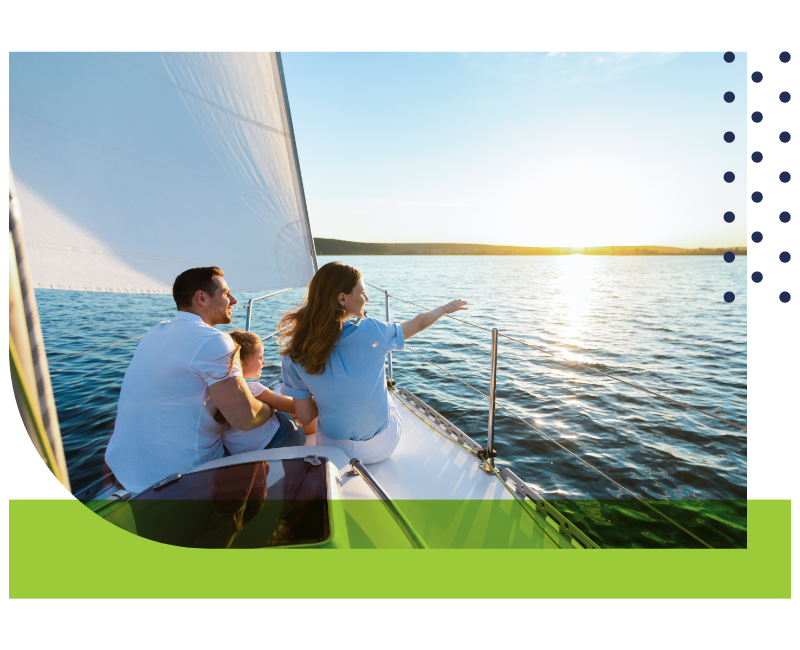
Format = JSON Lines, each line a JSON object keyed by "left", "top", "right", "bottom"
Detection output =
{"left": 282, "top": 52, "right": 747, "bottom": 248}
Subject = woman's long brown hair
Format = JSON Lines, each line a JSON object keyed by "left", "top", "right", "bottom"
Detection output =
{"left": 278, "top": 261, "right": 361, "bottom": 375}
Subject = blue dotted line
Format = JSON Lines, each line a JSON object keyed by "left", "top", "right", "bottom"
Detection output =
{"left": 722, "top": 52, "right": 739, "bottom": 302}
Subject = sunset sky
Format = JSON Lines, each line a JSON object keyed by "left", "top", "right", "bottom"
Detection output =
{"left": 282, "top": 52, "right": 747, "bottom": 249}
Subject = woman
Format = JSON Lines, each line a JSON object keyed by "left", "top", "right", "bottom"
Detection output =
{"left": 278, "top": 261, "right": 467, "bottom": 464}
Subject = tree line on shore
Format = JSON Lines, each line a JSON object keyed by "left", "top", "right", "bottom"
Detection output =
{"left": 315, "top": 238, "right": 747, "bottom": 256}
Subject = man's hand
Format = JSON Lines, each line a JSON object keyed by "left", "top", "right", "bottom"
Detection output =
{"left": 401, "top": 299, "right": 468, "bottom": 340}
{"left": 209, "top": 376, "right": 273, "bottom": 431}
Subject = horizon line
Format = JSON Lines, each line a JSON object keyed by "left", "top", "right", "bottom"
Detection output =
{"left": 314, "top": 238, "right": 747, "bottom": 250}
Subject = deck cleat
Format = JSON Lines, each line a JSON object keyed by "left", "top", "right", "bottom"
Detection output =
{"left": 344, "top": 458, "right": 361, "bottom": 477}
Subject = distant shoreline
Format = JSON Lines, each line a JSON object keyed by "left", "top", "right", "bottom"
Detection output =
{"left": 315, "top": 238, "right": 747, "bottom": 256}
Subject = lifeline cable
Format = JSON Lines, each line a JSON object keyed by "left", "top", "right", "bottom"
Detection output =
{"left": 49, "top": 334, "right": 147, "bottom": 363}
{"left": 366, "top": 281, "right": 746, "bottom": 433}
{"left": 393, "top": 386, "right": 583, "bottom": 543}
{"left": 51, "top": 322, "right": 281, "bottom": 365}
{"left": 48, "top": 288, "right": 292, "bottom": 365}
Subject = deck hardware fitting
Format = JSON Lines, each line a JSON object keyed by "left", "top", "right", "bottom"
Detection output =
{"left": 396, "top": 386, "right": 483, "bottom": 453}
{"left": 304, "top": 455, "right": 321, "bottom": 466}
{"left": 476, "top": 447, "right": 498, "bottom": 474}
{"left": 152, "top": 473, "right": 181, "bottom": 490}
{"left": 110, "top": 489, "right": 131, "bottom": 502}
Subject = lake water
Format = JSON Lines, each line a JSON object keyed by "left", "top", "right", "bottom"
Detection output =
{"left": 36, "top": 254, "right": 747, "bottom": 548}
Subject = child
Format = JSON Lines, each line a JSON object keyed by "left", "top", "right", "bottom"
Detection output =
{"left": 214, "top": 330, "right": 316, "bottom": 455}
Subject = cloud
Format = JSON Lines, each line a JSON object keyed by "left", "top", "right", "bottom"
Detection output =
{"left": 546, "top": 52, "right": 567, "bottom": 58}
{"left": 657, "top": 52, "right": 681, "bottom": 63}
{"left": 610, "top": 52, "right": 681, "bottom": 74}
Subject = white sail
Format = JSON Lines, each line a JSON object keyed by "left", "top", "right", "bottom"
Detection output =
{"left": 9, "top": 52, "right": 317, "bottom": 294}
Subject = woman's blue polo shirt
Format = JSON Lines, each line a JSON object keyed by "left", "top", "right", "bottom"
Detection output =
{"left": 281, "top": 317, "right": 404, "bottom": 441}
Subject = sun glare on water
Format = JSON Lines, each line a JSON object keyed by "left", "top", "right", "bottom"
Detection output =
{"left": 553, "top": 255, "right": 600, "bottom": 360}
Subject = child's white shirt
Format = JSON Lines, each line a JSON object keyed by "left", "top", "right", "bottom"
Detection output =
{"left": 220, "top": 382, "right": 281, "bottom": 454}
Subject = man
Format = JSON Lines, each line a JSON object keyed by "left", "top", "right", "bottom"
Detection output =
{"left": 105, "top": 266, "right": 304, "bottom": 494}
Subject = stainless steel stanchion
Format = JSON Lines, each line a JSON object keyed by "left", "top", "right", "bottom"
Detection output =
{"left": 385, "top": 290, "right": 395, "bottom": 387}
{"left": 479, "top": 328, "right": 499, "bottom": 473}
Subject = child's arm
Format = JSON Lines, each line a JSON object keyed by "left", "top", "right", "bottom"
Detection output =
{"left": 253, "top": 388, "right": 296, "bottom": 415}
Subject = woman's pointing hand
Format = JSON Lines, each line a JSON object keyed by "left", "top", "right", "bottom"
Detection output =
{"left": 442, "top": 299, "right": 468, "bottom": 314}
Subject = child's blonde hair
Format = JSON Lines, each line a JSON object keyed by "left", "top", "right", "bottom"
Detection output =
{"left": 216, "top": 330, "right": 264, "bottom": 433}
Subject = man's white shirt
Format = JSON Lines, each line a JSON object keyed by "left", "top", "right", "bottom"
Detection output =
{"left": 105, "top": 311, "right": 241, "bottom": 493}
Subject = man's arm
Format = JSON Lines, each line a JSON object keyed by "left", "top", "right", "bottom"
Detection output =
{"left": 401, "top": 299, "right": 468, "bottom": 340}
{"left": 292, "top": 397, "right": 318, "bottom": 426}
{"left": 209, "top": 376, "right": 273, "bottom": 430}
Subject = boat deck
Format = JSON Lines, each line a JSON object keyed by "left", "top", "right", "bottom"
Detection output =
{"left": 89, "top": 386, "right": 591, "bottom": 549}
{"left": 308, "top": 390, "right": 512, "bottom": 501}
{"left": 197, "top": 387, "right": 576, "bottom": 548}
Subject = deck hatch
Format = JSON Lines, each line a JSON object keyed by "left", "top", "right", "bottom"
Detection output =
{"left": 123, "top": 459, "right": 330, "bottom": 548}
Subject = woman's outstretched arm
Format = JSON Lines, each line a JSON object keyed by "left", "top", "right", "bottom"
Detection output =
{"left": 401, "top": 299, "right": 468, "bottom": 340}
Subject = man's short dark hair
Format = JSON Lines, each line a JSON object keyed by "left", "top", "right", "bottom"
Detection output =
{"left": 172, "top": 267, "right": 224, "bottom": 310}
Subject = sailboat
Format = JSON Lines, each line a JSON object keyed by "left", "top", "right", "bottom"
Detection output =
{"left": 10, "top": 52, "right": 596, "bottom": 550}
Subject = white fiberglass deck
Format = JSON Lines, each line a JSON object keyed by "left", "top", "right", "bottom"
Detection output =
{"left": 336, "top": 390, "right": 513, "bottom": 501}
{"left": 197, "top": 388, "right": 513, "bottom": 502}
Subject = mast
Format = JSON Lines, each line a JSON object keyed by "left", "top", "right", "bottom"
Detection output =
{"left": 273, "top": 52, "right": 319, "bottom": 274}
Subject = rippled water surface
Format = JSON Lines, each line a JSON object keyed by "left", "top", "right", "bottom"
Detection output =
{"left": 37, "top": 255, "right": 747, "bottom": 548}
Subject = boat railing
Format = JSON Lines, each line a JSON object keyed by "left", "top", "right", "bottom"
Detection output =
{"left": 239, "top": 288, "right": 293, "bottom": 332}
{"left": 364, "top": 280, "right": 751, "bottom": 549}
{"left": 47, "top": 288, "right": 296, "bottom": 366}
{"left": 395, "top": 384, "right": 601, "bottom": 549}
{"left": 365, "top": 281, "right": 747, "bottom": 434}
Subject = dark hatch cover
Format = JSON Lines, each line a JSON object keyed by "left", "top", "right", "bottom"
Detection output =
{"left": 129, "top": 459, "right": 329, "bottom": 548}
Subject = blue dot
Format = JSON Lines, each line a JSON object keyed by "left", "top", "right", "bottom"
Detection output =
{"left": 752, "top": 112, "right": 763, "bottom": 123}
{"left": 752, "top": 231, "right": 763, "bottom": 243}
{"left": 780, "top": 292, "right": 791, "bottom": 303}
{"left": 752, "top": 71, "right": 763, "bottom": 82}
{"left": 780, "top": 251, "right": 791, "bottom": 263}
{"left": 724, "top": 131, "right": 735, "bottom": 143}
{"left": 752, "top": 151, "right": 763, "bottom": 162}
{"left": 752, "top": 272, "right": 763, "bottom": 283}
{"left": 752, "top": 192, "right": 763, "bottom": 203}
{"left": 724, "top": 52, "right": 735, "bottom": 62}
{"left": 780, "top": 92, "right": 791, "bottom": 103}
{"left": 780, "top": 131, "right": 791, "bottom": 143}
{"left": 724, "top": 92, "right": 736, "bottom": 103}
{"left": 780, "top": 211, "right": 791, "bottom": 223}
{"left": 724, "top": 171, "right": 735, "bottom": 183}
{"left": 780, "top": 52, "right": 791, "bottom": 63}
{"left": 780, "top": 171, "right": 791, "bottom": 183}
{"left": 724, "top": 211, "right": 736, "bottom": 223}
{"left": 724, "top": 291, "right": 735, "bottom": 303}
